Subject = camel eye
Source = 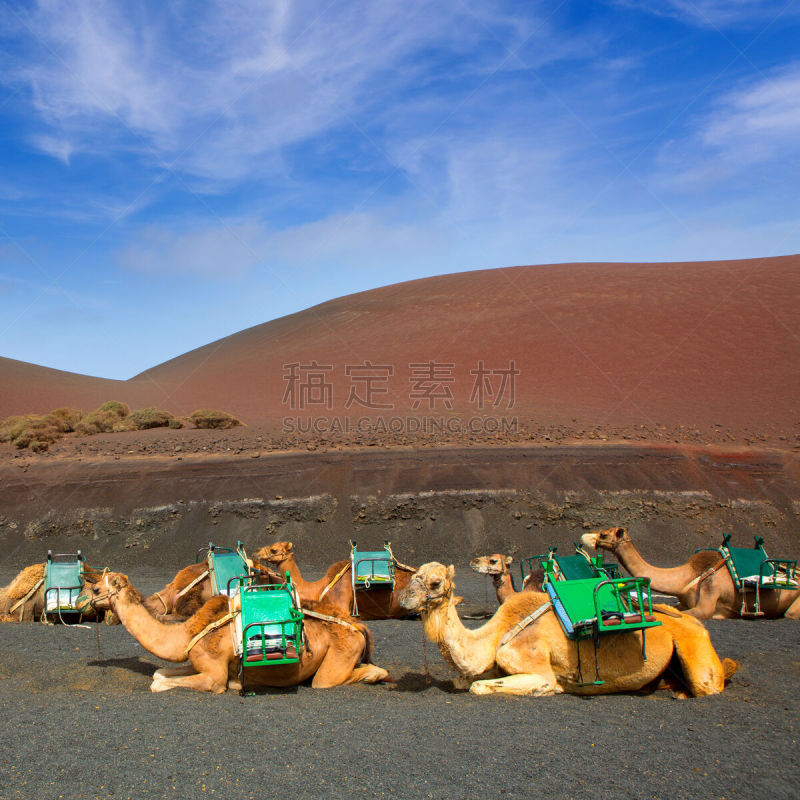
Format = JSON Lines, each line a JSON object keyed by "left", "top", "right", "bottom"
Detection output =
{"left": 430, "top": 580, "right": 440, "bottom": 588}
{"left": 490, "top": 559, "right": 497, "bottom": 564}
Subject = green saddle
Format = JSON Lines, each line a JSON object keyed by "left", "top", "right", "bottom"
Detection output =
{"left": 197, "top": 541, "right": 250, "bottom": 596}
{"left": 44, "top": 551, "right": 85, "bottom": 615}
{"left": 350, "top": 540, "right": 395, "bottom": 589}
{"left": 238, "top": 575, "right": 304, "bottom": 667}
{"left": 715, "top": 534, "right": 797, "bottom": 592}
{"left": 543, "top": 569, "right": 661, "bottom": 640}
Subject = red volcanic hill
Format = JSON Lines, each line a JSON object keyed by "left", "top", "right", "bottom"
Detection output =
{"left": 2, "top": 256, "right": 799, "bottom": 440}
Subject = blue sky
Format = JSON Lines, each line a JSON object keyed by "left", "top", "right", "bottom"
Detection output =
{"left": 1, "top": 0, "right": 798, "bottom": 379}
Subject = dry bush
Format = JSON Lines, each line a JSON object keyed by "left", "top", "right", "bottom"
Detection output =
{"left": 12, "top": 416, "right": 63, "bottom": 450}
{"left": 48, "top": 407, "right": 83, "bottom": 433}
{"left": 98, "top": 400, "right": 130, "bottom": 418}
{"left": 125, "top": 408, "right": 175, "bottom": 430}
{"left": 168, "top": 418, "right": 183, "bottom": 429}
{"left": 188, "top": 409, "right": 242, "bottom": 429}
{"left": 75, "top": 401, "right": 131, "bottom": 436}
{"left": 0, "top": 415, "right": 36, "bottom": 443}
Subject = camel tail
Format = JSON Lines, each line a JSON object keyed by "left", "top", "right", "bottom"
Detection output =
{"left": 353, "top": 620, "right": 374, "bottom": 664}
{"left": 722, "top": 658, "right": 739, "bottom": 681}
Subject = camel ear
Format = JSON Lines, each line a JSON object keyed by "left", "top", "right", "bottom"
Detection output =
{"left": 110, "top": 574, "right": 123, "bottom": 589}
{"left": 447, "top": 564, "right": 455, "bottom": 580}
{"left": 505, "top": 556, "right": 513, "bottom": 566}
{"left": 615, "top": 528, "right": 625, "bottom": 539}
{"left": 286, "top": 542, "right": 293, "bottom": 552}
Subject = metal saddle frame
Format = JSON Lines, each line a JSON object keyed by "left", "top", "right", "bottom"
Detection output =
{"left": 231, "top": 572, "right": 305, "bottom": 695}
{"left": 349, "top": 540, "right": 395, "bottom": 616}
{"left": 196, "top": 541, "right": 251, "bottom": 597}
{"left": 697, "top": 534, "right": 798, "bottom": 616}
{"left": 520, "top": 543, "right": 620, "bottom": 585}
{"left": 44, "top": 550, "right": 86, "bottom": 624}
{"left": 542, "top": 555, "right": 661, "bottom": 686}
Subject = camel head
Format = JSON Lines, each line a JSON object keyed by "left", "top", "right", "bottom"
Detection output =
{"left": 581, "top": 527, "right": 629, "bottom": 553}
{"left": 76, "top": 572, "right": 130, "bottom": 613}
{"left": 398, "top": 562, "right": 455, "bottom": 613}
{"left": 252, "top": 541, "right": 294, "bottom": 567}
{"left": 470, "top": 554, "right": 513, "bottom": 576}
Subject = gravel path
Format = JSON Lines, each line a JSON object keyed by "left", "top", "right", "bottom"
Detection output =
{"left": 1, "top": 572, "right": 798, "bottom": 800}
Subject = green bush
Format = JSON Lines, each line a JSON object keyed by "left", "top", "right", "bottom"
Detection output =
{"left": 125, "top": 407, "right": 175, "bottom": 430}
{"left": 188, "top": 409, "right": 242, "bottom": 430}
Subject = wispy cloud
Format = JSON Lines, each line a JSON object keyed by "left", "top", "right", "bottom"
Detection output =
{"left": 8, "top": 1, "right": 570, "bottom": 184}
{"left": 658, "top": 63, "right": 800, "bottom": 189}
{"left": 615, "top": 0, "right": 799, "bottom": 27}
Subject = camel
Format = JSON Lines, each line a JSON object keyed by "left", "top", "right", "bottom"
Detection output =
{"left": 470, "top": 554, "right": 542, "bottom": 604}
{"left": 1, "top": 562, "right": 114, "bottom": 623}
{"left": 252, "top": 541, "right": 417, "bottom": 620}
{"left": 77, "top": 571, "right": 389, "bottom": 693}
{"left": 581, "top": 527, "right": 800, "bottom": 620}
{"left": 398, "top": 562, "right": 738, "bottom": 697}
{"left": 143, "top": 562, "right": 216, "bottom": 620}
{"left": 0, "top": 563, "right": 47, "bottom": 621}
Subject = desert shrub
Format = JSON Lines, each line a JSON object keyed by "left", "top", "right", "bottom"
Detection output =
{"left": 168, "top": 417, "right": 183, "bottom": 429}
{"left": 125, "top": 407, "right": 175, "bottom": 430}
{"left": 98, "top": 400, "right": 130, "bottom": 418}
{"left": 48, "top": 407, "right": 83, "bottom": 433}
{"left": 75, "top": 401, "right": 131, "bottom": 436}
{"left": 0, "top": 415, "right": 36, "bottom": 443}
{"left": 12, "top": 416, "right": 63, "bottom": 450}
{"left": 111, "top": 417, "right": 138, "bottom": 432}
{"left": 188, "top": 409, "right": 242, "bottom": 429}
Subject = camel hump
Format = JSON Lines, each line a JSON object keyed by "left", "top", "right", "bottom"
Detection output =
{"left": 5, "top": 562, "right": 46, "bottom": 600}
{"left": 722, "top": 658, "right": 739, "bottom": 681}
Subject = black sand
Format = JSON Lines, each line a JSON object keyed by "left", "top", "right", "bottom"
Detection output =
{"left": 0, "top": 571, "right": 798, "bottom": 800}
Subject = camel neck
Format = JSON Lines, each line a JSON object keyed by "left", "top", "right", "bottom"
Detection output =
{"left": 422, "top": 596, "right": 508, "bottom": 677}
{"left": 113, "top": 587, "right": 191, "bottom": 662}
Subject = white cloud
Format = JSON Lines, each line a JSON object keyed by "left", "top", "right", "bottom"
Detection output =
{"left": 616, "top": 1, "right": 797, "bottom": 27}
{"left": 658, "top": 64, "right": 800, "bottom": 189}
{"left": 11, "top": 1, "right": 567, "bottom": 183}
{"left": 28, "top": 134, "right": 74, "bottom": 164}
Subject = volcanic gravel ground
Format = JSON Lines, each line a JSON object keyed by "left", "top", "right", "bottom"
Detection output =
{"left": 0, "top": 572, "right": 798, "bottom": 800}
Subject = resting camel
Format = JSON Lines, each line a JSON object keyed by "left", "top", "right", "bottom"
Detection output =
{"left": 398, "top": 562, "right": 737, "bottom": 697}
{"left": 77, "top": 572, "right": 389, "bottom": 693}
{"left": 581, "top": 527, "right": 800, "bottom": 620}
{"left": 470, "top": 554, "right": 542, "bottom": 604}
{"left": 252, "top": 541, "right": 417, "bottom": 620}
{"left": 143, "top": 562, "right": 216, "bottom": 620}
{"left": 1, "top": 562, "right": 113, "bottom": 623}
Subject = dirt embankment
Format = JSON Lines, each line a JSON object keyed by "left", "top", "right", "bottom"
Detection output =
{"left": 1, "top": 443, "right": 798, "bottom": 570}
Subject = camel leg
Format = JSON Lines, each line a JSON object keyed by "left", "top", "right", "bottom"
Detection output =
{"left": 471, "top": 640, "right": 562, "bottom": 696}
{"left": 340, "top": 664, "right": 390, "bottom": 685}
{"left": 670, "top": 623, "right": 725, "bottom": 697}
{"left": 682, "top": 581, "right": 721, "bottom": 619}
{"left": 469, "top": 672, "right": 563, "bottom": 696}
{"left": 783, "top": 594, "right": 800, "bottom": 619}
{"left": 150, "top": 651, "right": 229, "bottom": 694}
{"left": 150, "top": 670, "right": 227, "bottom": 694}
{"left": 310, "top": 636, "right": 388, "bottom": 688}
{"left": 152, "top": 664, "right": 196, "bottom": 680}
